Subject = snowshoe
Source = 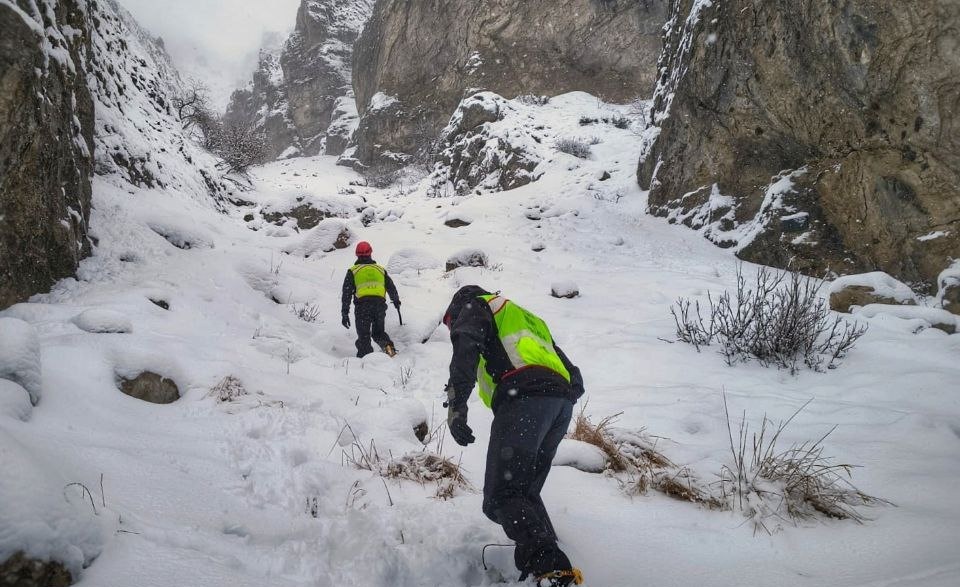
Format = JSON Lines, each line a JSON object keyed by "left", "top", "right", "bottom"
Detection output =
{"left": 536, "top": 568, "right": 584, "bottom": 587}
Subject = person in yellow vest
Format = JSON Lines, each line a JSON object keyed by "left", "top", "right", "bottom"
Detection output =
{"left": 442, "top": 285, "right": 585, "bottom": 587}
{"left": 341, "top": 241, "right": 401, "bottom": 358}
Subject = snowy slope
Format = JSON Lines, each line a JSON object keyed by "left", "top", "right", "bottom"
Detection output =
{"left": 1, "top": 93, "right": 959, "bottom": 586}
{"left": 89, "top": 0, "right": 233, "bottom": 204}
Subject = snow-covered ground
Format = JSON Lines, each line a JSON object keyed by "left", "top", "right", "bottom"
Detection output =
{"left": 2, "top": 94, "right": 959, "bottom": 587}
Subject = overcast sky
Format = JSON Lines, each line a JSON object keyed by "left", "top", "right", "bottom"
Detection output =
{"left": 117, "top": 0, "right": 302, "bottom": 110}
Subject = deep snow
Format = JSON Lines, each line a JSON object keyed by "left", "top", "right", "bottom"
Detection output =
{"left": 1, "top": 93, "right": 959, "bottom": 587}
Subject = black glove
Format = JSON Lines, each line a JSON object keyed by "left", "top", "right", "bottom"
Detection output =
{"left": 444, "top": 387, "right": 474, "bottom": 446}
{"left": 342, "top": 315, "right": 350, "bottom": 329}
{"left": 393, "top": 300, "right": 401, "bottom": 309}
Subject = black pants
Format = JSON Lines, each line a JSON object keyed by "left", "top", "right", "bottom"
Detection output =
{"left": 483, "top": 395, "right": 574, "bottom": 577}
{"left": 354, "top": 298, "right": 392, "bottom": 358}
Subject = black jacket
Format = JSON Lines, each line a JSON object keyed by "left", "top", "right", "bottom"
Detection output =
{"left": 446, "top": 290, "right": 584, "bottom": 413}
{"left": 341, "top": 257, "right": 400, "bottom": 316}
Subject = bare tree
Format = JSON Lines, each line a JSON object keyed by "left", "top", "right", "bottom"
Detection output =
{"left": 216, "top": 119, "right": 266, "bottom": 175}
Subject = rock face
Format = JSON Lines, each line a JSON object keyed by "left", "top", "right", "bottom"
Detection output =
{"left": 638, "top": 0, "right": 960, "bottom": 289}
{"left": 223, "top": 45, "right": 299, "bottom": 160}
{"left": 352, "top": 0, "right": 668, "bottom": 168}
{"left": 227, "top": 0, "right": 374, "bottom": 159}
{"left": 0, "top": 0, "right": 94, "bottom": 309}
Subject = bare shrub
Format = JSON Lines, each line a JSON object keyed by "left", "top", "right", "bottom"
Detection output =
{"left": 671, "top": 266, "right": 868, "bottom": 373}
{"left": 291, "top": 302, "right": 322, "bottom": 323}
{"left": 207, "top": 375, "right": 248, "bottom": 402}
{"left": 717, "top": 395, "right": 888, "bottom": 533}
{"left": 215, "top": 119, "right": 266, "bottom": 175}
{"left": 555, "top": 138, "right": 592, "bottom": 159}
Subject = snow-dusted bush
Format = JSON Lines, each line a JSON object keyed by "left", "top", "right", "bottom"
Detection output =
{"left": 555, "top": 137, "right": 592, "bottom": 159}
{"left": 214, "top": 119, "right": 267, "bottom": 175}
{"left": 671, "top": 266, "right": 868, "bottom": 373}
{"left": 0, "top": 318, "right": 41, "bottom": 405}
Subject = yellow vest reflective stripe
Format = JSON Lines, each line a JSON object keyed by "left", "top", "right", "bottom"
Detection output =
{"left": 475, "top": 294, "right": 571, "bottom": 408}
{"left": 351, "top": 264, "right": 386, "bottom": 298}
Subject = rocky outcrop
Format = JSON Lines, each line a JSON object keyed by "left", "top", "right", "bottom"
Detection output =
{"left": 352, "top": 0, "right": 668, "bottom": 169}
{"left": 0, "top": 0, "right": 94, "bottom": 309}
{"left": 0, "top": 552, "right": 72, "bottom": 587}
{"left": 638, "top": 0, "right": 960, "bottom": 289}
{"left": 223, "top": 46, "right": 299, "bottom": 160}
{"left": 225, "top": 1, "right": 373, "bottom": 159}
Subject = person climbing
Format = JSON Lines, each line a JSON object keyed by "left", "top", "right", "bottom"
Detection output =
{"left": 341, "top": 241, "right": 401, "bottom": 358}
{"left": 441, "top": 285, "right": 585, "bottom": 587}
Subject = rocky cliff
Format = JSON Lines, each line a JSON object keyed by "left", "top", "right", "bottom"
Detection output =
{"left": 0, "top": 0, "right": 95, "bottom": 309}
{"left": 638, "top": 0, "right": 960, "bottom": 289}
{"left": 226, "top": 0, "right": 373, "bottom": 159}
{"left": 1, "top": 0, "right": 233, "bottom": 310}
{"left": 223, "top": 43, "right": 299, "bottom": 161}
{"left": 351, "top": 0, "right": 669, "bottom": 169}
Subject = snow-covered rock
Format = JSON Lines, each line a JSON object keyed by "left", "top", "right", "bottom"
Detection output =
{"left": 445, "top": 249, "right": 489, "bottom": 272}
{"left": 551, "top": 281, "right": 580, "bottom": 299}
{"left": 73, "top": 309, "right": 133, "bottom": 334}
{"left": 553, "top": 439, "right": 608, "bottom": 473}
{"left": 282, "top": 219, "right": 353, "bottom": 257}
{"left": 829, "top": 272, "right": 918, "bottom": 313}
{"left": 854, "top": 304, "right": 958, "bottom": 335}
{"left": 387, "top": 249, "right": 441, "bottom": 274}
{"left": 0, "top": 379, "right": 33, "bottom": 421}
{"left": 0, "top": 428, "right": 110, "bottom": 579}
{"left": 0, "top": 318, "right": 41, "bottom": 405}
{"left": 937, "top": 264, "right": 960, "bottom": 316}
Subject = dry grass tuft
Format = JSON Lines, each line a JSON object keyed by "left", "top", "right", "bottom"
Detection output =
{"left": 208, "top": 376, "right": 248, "bottom": 402}
{"left": 718, "top": 394, "right": 890, "bottom": 532}
{"left": 338, "top": 423, "right": 473, "bottom": 500}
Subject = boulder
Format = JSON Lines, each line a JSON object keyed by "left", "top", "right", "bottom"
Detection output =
{"left": 638, "top": 0, "right": 960, "bottom": 289}
{"left": 828, "top": 272, "right": 918, "bottom": 313}
{"left": 352, "top": 0, "right": 669, "bottom": 166}
{"left": 118, "top": 372, "right": 180, "bottom": 404}
{"left": 1, "top": 0, "right": 94, "bottom": 309}
{"left": 0, "top": 552, "right": 72, "bottom": 587}
{"left": 937, "top": 266, "right": 960, "bottom": 316}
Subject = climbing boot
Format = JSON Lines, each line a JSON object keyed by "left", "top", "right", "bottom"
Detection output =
{"left": 536, "top": 568, "right": 584, "bottom": 587}
{"left": 383, "top": 343, "right": 397, "bottom": 357}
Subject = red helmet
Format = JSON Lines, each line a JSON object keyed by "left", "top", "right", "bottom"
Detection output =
{"left": 355, "top": 241, "right": 373, "bottom": 257}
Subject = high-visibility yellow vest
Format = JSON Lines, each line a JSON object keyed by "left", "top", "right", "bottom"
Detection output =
{"left": 475, "top": 294, "right": 571, "bottom": 408}
{"left": 351, "top": 264, "right": 387, "bottom": 298}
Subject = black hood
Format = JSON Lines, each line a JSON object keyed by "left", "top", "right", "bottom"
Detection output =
{"left": 444, "top": 285, "right": 490, "bottom": 326}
